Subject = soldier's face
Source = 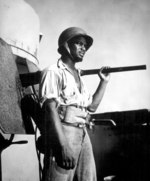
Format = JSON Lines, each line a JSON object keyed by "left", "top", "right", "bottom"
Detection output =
{"left": 68, "top": 36, "right": 87, "bottom": 62}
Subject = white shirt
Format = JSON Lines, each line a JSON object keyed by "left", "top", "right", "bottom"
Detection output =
{"left": 39, "top": 59, "right": 92, "bottom": 108}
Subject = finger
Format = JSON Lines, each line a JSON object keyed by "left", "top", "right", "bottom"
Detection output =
{"left": 102, "top": 67, "right": 110, "bottom": 75}
{"left": 69, "top": 159, "right": 74, "bottom": 169}
{"left": 63, "top": 162, "right": 71, "bottom": 170}
{"left": 100, "top": 66, "right": 104, "bottom": 72}
{"left": 72, "top": 157, "right": 76, "bottom": 169}
{"left": 65, "top": 158, "right": 75, "bottom": 170}
{"left": 67, "top": 158, "right": 75, "bottom": 169}
{"left": 56, "top": 156, "right": 67, "bottom": 169}
{"left": 65, "top": 160, "right": 70, "bottom": 170}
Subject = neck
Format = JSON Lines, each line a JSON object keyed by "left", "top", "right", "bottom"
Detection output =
{"left": 61, "top": 55, "right": 76, "bottom": 71}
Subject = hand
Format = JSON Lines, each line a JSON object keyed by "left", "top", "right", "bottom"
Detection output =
{"left": 54, "top": 144, "right": 76, "bottom": 170}
{"left": 98, "top": 66, "right": 110, "bottom": 82}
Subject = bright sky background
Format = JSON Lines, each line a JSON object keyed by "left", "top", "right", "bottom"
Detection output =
{"left": 25, "top": 0, "right": 150, "bottom": 113}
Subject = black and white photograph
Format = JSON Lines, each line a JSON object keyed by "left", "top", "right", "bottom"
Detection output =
{"left": 0, "top": 0, "right": 150, "bottom": 180}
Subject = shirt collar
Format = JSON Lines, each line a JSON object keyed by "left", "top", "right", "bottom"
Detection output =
{"left": 57, "top": 58, "right": 68, "bottom": 70}
{"left": 57, "top": 58, "right": 81, "bottom": 76}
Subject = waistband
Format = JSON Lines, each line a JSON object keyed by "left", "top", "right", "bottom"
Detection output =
{"left": 58, "top": 104, "right": 88, "bottom": 121}
{"left": 58, "top": 104, "right": 93, "bottom": 129}
{"left": 61, "top": 121, "right": 86, "bottom": 129}
{"left": 65, "top": 104, "right": 87, "bottom": 111}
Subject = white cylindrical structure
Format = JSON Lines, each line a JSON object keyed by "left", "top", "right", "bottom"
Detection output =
{"left": 0, "top": 0, "right": 40, "bottom": 65}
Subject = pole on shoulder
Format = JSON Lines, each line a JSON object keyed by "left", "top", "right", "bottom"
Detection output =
{"left": 80, "top": 65, "right": 147, "bottom": 76}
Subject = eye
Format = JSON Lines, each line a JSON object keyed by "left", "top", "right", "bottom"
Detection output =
{"left": 76, "top": 41, "right": 87, "bottom": 50}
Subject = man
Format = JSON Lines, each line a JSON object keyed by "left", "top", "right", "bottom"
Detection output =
{"left": 39, "top": 27, "right": 110, "bottom": 181}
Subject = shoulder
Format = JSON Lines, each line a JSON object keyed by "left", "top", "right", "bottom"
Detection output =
{"left": 42, "top": 63, "right": 57, "bottom": 74}
{"left": 41, "top": 63, "right": 63, "bottom": 80}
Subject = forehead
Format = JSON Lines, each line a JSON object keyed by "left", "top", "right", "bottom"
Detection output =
{"left": 70, "top": 36, "right": 87, "bottom": 44}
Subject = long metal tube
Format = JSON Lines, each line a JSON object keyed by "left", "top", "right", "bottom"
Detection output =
{"left": 80, "top": 64, "right": 146, "bottom": 76}
{"left": 19, "top": 65, "right": 147, "bottom": 87}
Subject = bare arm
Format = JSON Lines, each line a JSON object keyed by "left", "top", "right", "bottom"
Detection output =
{"left": 87, "top": 67, "right": 110, "bottom": 112}
{"left": 44, "top": 99, "right": 75, "bottom": 169}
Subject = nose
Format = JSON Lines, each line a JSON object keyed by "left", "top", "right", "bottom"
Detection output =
{"left": 81, "top": 44, "right": 86, "bottom": 51}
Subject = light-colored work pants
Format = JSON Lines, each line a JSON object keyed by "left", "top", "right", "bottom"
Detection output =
{"left": 43, "top": 125, "right": 97, "bottom": 181}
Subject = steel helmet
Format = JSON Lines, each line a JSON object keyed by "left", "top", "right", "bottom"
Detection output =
{"left": 58, "top": 27, "right": 93, "bottom": 54}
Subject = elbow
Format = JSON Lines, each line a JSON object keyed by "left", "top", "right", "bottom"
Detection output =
{"left": 87, "top": 105, "right": 97, "bottom": 113}
{"left": 43, "top": 99, "right": 57, "bottom": 113}
{"left": 88, "top": 109, "right": 96, "bottom": 113}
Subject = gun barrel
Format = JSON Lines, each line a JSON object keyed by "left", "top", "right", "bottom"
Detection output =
{"left": 81, "top": 65, "right": 146, "bottom": 76}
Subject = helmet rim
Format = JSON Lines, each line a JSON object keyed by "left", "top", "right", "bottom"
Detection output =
{"left": 58, "top": 27, "right": 93, "bottom": 54}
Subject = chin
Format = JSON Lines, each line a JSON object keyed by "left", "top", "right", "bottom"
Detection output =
{"left": 76, "top": 57, "right": 83, "bottom": 62}
{"left": 72, "top": 56, "right": 83, "bottom": 63}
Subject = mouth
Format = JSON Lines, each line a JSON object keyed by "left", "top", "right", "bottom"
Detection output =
{"left": 79, "top": 51, "right": 85, "bottom": 57}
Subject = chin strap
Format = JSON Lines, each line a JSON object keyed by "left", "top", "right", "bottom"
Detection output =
{"left": 64, "top": 42, "right": 74, "bottom": 60}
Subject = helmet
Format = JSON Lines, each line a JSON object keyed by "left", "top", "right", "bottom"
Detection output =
{"left": 58, "top": 27, "right": 93, "bottom": 54}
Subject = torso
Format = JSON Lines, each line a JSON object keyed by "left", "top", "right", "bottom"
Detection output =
{"left": 39, "top": 59, "right": 92, "bottom": 107}
{"left": 70, "top": 69, "right": 81, "bottom": 93}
